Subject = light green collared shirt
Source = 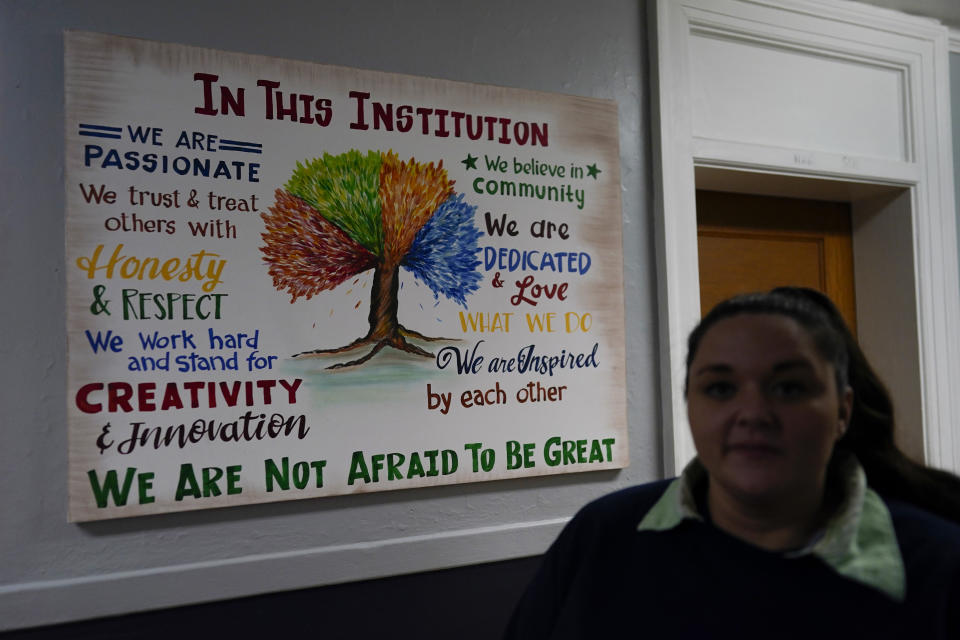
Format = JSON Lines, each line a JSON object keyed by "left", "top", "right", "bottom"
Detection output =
{"left": 637, "top": 458, "right": 906, "bottom": 601}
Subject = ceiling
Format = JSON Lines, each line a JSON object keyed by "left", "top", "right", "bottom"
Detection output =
{"left": 857, "top": 0, "right": 960, "bottom": 31}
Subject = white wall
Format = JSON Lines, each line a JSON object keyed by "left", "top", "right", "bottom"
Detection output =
{"left": 0, "top": 0, "right": 659, "bottom": 630}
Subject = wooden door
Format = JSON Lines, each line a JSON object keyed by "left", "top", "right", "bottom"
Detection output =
{"left": 696, "top": 190, "right": 857, "bottom": 334}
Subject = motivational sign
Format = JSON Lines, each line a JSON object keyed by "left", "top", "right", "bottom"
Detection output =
{"left": 65, "top": 31, "right": 628, "bottom": 521}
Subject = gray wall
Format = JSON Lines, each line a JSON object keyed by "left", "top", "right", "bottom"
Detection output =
{"left": 0, "top": 0, "right": 659, "bottom": 630}
{"left": 953, "top": 52, "right": 960, "bottom": 265}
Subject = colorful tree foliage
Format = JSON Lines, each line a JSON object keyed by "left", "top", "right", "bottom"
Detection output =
{"left": 260, "top": 150, "right": 482, "bottom": 367}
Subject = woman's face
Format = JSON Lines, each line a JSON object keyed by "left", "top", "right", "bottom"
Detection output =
{"left": 686, "top": 313, "right": 852, "bottom": 510}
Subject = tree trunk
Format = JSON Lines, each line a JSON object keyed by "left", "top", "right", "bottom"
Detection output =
{"left": 365, "top": 263, "right": 400, "bottom": 341}
{"left": 292, "top": 261, "right": 438, "bottom": 366}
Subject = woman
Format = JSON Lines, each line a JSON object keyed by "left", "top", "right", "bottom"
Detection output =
{"left": 504, "top": 291, "right": 960, "bottom": 639}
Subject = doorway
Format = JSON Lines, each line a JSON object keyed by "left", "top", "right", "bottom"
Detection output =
{"left": 650, "top": 0, "right": 959, "bottom": 475}
{"left": 696, "top": 190, "right": 857, "bottom": 333}
{"left": 695, "top": 185, "right": 924, "bottom": 463}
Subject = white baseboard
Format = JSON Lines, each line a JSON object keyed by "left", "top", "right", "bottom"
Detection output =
{"left": 0, "top": 517, "right": 567, "bottom": 632}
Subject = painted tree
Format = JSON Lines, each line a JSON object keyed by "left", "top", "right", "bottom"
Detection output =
{"left": 260, "top": 149, "right": 483, "bottom": 368}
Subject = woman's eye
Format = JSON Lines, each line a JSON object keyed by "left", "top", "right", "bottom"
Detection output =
{"left": 703, "top": 382, "right": 736, "bottom": 399}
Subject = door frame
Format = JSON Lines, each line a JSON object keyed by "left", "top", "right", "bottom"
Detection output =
{"left": 650, "top": 0, "right": 960, "bottom": 475}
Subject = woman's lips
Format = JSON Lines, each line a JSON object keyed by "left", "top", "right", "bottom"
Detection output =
{"left": 725, "top": 443, "right": 782, "bottom": 455}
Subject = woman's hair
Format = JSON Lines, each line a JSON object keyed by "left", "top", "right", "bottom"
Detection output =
{"left": 684, "top": 290, "right": 849, "bottom": 395}
{"left": 769, "top": 287, "right": 960, "bottom": 523}
{"left": 686, "top": 287, "right": 960, "bottom": 523}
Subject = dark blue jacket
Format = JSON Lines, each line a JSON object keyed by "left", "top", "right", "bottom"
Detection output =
{"left": 504, "top": 480, "right": 960, "bottom": 639}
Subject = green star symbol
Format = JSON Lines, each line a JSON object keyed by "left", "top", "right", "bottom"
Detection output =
{"left": 586, "top": 163, "right": 601, "bottom": 179}
{"left": 461, "top": 154, "right": 478, "bottom": 170}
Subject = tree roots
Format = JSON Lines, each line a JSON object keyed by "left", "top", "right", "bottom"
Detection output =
{"left": 292, "top": 325, "right": 455, "bottom": 369}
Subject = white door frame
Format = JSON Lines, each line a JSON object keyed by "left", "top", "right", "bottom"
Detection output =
{"left": 650, "top": 0, "right": 960, "bottom": 475}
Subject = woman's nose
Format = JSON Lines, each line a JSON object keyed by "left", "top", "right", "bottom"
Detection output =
{"left": 733, "top": 385, "right": 774, "bottom": 426}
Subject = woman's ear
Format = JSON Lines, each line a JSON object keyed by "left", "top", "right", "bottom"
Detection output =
{"left": 838, "top": 386, "right": 853, "bottom": 438}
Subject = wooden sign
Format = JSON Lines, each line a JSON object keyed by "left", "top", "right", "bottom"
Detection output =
{"left": 65, "top": 31, "right": 627, "bottom": 521}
